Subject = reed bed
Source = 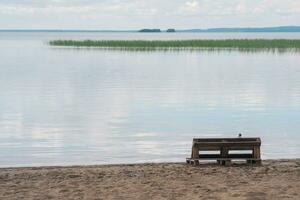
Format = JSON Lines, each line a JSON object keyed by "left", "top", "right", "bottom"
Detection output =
{"left": 49, "top": 39, "right": 300, "bottom": 50}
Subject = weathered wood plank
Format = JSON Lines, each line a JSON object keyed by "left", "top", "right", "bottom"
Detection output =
{"left": 199, "top": 154, "right": 253, "bottom": 159}
{"left": 187, "top": 157, "right": 261, "bottom": 161}
{"left": 193, "top": 137, "right": 261, "bottom": 142}
{"left": 193, "top": 141, "right": 260, "bottom": 146}
{"left": 187, "top": 137, "right": 262, "bottom": 165}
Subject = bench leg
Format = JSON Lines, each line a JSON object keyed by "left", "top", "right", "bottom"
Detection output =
{"left": 253, "top": 146, "right": 261, "bottom": 160}
{"left": 189, "top": 160, "right": 199, "bottom": 166}
{"left": 192, "top": 145, "right": 199, "bottom": 159}
{"left": 221, "top": 147, "right": 229, "bottom": 157}
{"left": 219, "top": 160, "right": 231, "bottom": 166}
{"left": 253, "top": 146, "right": 262, "bottom": 165}
{"left": 220, "top": 160, "right": 231, "bottom": 166}
{"left": 220, "top": 147, "right": 230, "bottom": 166}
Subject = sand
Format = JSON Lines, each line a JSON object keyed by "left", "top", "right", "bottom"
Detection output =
{"left": 0, "top": 159, "right": 299, "bottom": 200}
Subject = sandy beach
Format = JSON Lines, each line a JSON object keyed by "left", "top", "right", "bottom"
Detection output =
{"left": 0, "top": 159, "right": 299, "bottom": 200}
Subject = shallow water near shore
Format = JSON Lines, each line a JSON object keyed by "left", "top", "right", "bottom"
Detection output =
{"left": 0, "top": 32, "right": 300, "bottom": 167}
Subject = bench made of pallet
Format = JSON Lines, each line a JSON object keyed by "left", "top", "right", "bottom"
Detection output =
{"left": 186, "top": 137, "right": 261, "bottom": 166}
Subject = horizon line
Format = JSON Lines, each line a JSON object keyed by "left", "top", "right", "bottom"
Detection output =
{"left": 1, "top": 25, "right": 300, "bottom": 32}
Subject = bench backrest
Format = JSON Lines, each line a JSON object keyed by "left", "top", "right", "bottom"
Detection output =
{"left": 192, "top": 137, "right": 261, "bottom": 148}
{"left": 193, "top": 137, "right": 260, "bottom": 143}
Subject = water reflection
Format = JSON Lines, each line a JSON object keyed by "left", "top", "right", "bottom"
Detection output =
{"left": 0, "top": 33, "right": 300, "bottom": 167}
{"left": 51, "top": 46, "right": 300, "bottom": 54}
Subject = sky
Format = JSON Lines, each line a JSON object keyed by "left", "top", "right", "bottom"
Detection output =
{"left": 0, "top": 0, "right": 300, "bottom": 30}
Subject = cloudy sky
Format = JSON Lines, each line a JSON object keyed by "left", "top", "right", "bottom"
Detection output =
{"left": 0, "top": 0, "right": 300, "bottom": 30}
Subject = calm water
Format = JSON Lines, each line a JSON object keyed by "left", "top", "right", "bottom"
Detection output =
{"left": 1, "top": 32, "right": 300, "bottom": 167}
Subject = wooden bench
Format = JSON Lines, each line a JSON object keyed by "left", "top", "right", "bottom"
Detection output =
{"left": 186, "top": 137, "right": 261, "bottom": 166}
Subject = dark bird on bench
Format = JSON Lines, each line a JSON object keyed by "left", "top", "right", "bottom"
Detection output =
{"left": 238, "top": 133, "right": 242, "bottom": 138}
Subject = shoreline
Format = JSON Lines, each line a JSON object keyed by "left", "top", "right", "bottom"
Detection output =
{"left": 1, "top": 159, "right": 299, "bottom": 199}
{"left": 0, "top": 158, "right": 298, "bottom": 170}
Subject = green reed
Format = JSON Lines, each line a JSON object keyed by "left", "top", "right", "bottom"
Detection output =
{"left": 49, "top": 39, "right": 300, "bottom": 50}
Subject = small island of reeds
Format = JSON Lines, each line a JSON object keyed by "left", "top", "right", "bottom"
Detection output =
{"left": 49, "top": 39, "right": 300, "bottom": 51}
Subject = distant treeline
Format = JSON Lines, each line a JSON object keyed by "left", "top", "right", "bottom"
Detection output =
{"left": 139, "top": 29, "right": 161, "bottom": 32}
{"left": 49, "top": 39, "right": 300, "bottom": 50}
{"left": 139, "top": 29, "right": 176, "bottom": 32}
{"left": 136, "top": 26, "right": 300, "bottom": 33}
{"left": 181, "top": 26, "right": 300, "bottom": 32}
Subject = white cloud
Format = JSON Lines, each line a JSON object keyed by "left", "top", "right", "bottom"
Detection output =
{"left": 0, "top": 5, "right": 35, "bottom": 14}
{"left": 235, "top": 2, "right": 247, "bottom": 14}
{"left": 0, "top": 4, "right": 97, "bottom": 15}
{"left": 183, "top": 0, "right": 200, "bottom": 12}
{"left": 0, "top": 0, "right": 299, "bottom": 29}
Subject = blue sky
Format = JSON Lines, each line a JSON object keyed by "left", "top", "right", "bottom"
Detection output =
{"left": 0, "top": 0, "right": 299, "bottom": 29}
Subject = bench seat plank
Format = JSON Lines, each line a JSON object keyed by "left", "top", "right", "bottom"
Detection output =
{"left": 198, "top": 154, "right": 253, "bottom": 159}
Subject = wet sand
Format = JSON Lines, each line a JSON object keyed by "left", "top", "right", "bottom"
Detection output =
{"left": 0, "top": 159, "right": 299, "bottom": 200}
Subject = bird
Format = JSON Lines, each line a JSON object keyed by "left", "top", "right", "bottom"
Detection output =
{"left": 238, "top": 133, "right": 242, "bottom": 138}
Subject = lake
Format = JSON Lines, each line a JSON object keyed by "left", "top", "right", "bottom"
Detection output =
{"left": 0, "top": 32, "right": 300, "bottom": 167}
